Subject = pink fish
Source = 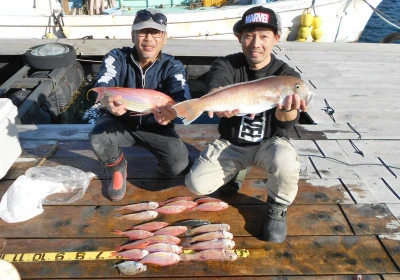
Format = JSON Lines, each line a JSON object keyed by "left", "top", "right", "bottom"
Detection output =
{"left": 113, "top": 229, "right": 154, "bottom": 240}
{"left": 193, "top": 197, "right": 222, "bottom": 204}
{"left": 116, "top": 210, "right": 158, "bottom": 221}
{"left": 152, "top": 226, "right": 188, "bottom": 237}
{"left": 144, "top": 243, "right": 183, "bottom": 254}
{"left": 182, "top": 239, "right": 235, "bottom": 250}
{"left": 185, "top": 230, "right": 233, "bottom": 243}
{"left": 116, "top": 202, "right": 159, "bottom": 212}
{"left": 140, "top": 252, "right": 181, "bottom": 266}
{"left": 88, "top": 87, "right": 175, "bottom": 114}
{"left": 187, "top": 223, "right": 231, "bottom": 236}
{"left": 132, "top": 221, "right": 169, "bottom": 232}
{"left": 172, "top": 76, "right": 314, "bottom": 125}
{"left": 164, "top": 200, "right": 198, "bottom": 211}
{"left": 190, "top": 201, "right": 229, "bottom": 212}
{"left": 111, "top": 249, "right": 149, "bottom": 260}
{"left": 155, "top": 205, "right": 187, "bottom": 214}
{"left": 180, "top": 249, "right": 238, "bottom": 262}
{"left": 116, "top": 240, "right": 152, "bottom": 251}
{"left": 158, "top": 196, "right": 193, "bottom": 207}
{"left": 117, "top": 235, "right": 181, "bottom": 251}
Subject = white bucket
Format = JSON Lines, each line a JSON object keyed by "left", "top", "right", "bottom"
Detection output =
{"left": 0, "top": 98, "right": 22, "bottom": 179}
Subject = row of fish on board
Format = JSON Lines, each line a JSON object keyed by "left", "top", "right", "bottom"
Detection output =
{"left": 112, "top": 196, "right": 236, "bottom": 275}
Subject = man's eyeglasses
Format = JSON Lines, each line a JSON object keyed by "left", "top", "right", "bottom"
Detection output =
{"left": 135, "top": 29, "right": 165, "bottom": 38}
{"left": 134, "top": 10, "right": 167, "bottom": 26}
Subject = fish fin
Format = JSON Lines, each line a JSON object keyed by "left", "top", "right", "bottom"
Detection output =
{"left": 172, "top": 99, "right": 203, "bottom": 125}
{"left": 279, "top": 86, "right": 292, "bottom": 105}
{"left": 113, "top": 230, "right": 123, "bottom": 235}
{"left": 86, "top": 88, "right": 93, "bottom": 101}
{"left": 110, "top": 251, "right": 118, "bottom": 257}
{"left": 179, "top": 253, "right": 194, "bottom": 262}
{"left": 129, "top": 112, "right": 146, "bottom": 117}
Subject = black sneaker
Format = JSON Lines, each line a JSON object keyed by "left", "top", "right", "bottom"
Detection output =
{"left": 263, "top": 196, "right": 288, "bottom": 243}
{"left": 219, "top": 168, "right": 247, "bottom": 195}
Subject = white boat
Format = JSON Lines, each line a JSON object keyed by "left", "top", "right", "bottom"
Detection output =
{"left": 0, "top": 0, "right": 382, "bottom": 42}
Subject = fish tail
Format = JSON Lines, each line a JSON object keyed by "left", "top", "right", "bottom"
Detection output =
{"left": 172, "top": 99, "right": 203, "bottom": 125}
{"left": 110, "top": 251, "right": 119, "bottom": 257}
{"left": 86, "top": 87, "right": 103, "bottom": 103}
{"left": 179, "top": 253, "right": 194, "bottom": 261}
{"left": 85, "top": 88, "right": 92, "bottom": 101}
{"left": 181, "top": 242, "right": 191, "bottom": 248}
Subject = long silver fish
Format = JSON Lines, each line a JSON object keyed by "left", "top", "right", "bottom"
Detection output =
{"left": 172, "top": 76, "right": 314, "bottom": 125}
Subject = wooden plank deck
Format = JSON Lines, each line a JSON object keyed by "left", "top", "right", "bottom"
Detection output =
{"left": 1, "top": 39, "right": 400, "bottom": 279}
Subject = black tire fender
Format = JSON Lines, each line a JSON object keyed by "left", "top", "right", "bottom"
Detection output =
{"left": 380, "top": 32, "right": 400, "bottom": 43}
{"left": 23, "top": 43, "right": 77, "bottom": 70}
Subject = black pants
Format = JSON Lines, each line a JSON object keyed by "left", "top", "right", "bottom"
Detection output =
{"left": 89, "top": 114, "right": 190, "bottom": 176}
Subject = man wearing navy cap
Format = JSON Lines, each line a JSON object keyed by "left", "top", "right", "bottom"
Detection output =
{"left": 185, "top": 6, "right": 308, "bottom": 243}
{"left": 90, "top": 9, "right": 191, "bottom": 201}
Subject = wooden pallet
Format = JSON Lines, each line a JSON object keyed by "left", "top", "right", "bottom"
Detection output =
{"left": 1, "top": 40, "right": 400, "bottom": 278}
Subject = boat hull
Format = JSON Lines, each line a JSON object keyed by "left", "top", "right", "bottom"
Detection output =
{"left": 0, "top": 0, "right": 382, "bottom": 42}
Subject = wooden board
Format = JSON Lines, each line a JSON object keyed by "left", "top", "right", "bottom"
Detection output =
{"left": 1, "top": 236, "right": 397, "bottom": 278}
{"left": 308, "top": 140, "right": 359, "bottom": 179}
{"left": 336, "top": 140, "right": 396, "bottom": 178}
{"left": 341, "top": 178, "right": 399, "bottom": 204}
{"left": 2, "top": 40, "right": 400, "bottom": 279}
{"left": 341, "top": 204, "right": 400, "bottom": 235}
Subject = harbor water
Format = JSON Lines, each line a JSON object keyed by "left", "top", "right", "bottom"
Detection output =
{"left": 358, "top": 0, "right": 400, "bottom": 43}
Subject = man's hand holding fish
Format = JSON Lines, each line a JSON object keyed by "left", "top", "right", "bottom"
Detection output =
{"left": 101, "top": 95, "right": 127, "bottom": 116}
{"left": 152, "top": 104, "right": 177, "bottom": 125}
{"left": 276, "top": 93, "right": 309, "bottom": 122}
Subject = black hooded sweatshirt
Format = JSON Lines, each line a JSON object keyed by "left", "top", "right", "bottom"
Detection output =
{"left": 205, "top": 52, "right": 301, "bottom": 146}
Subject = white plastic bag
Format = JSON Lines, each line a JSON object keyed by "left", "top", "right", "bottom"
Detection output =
{"left": 0, "top": 165, "right": 95, "bottom": 223}
{"left": 25, "top": 165, "right": 95, "bottom": 204}
{"left": 0, "top": 175, "right": 65, "bottom": 223}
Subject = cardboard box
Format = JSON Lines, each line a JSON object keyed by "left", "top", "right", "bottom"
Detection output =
{"left": 0, "top": 98, "right": 22, "bottom": 179}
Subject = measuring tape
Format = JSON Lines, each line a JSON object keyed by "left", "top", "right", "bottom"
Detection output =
{"left": 1, "top": 249, "right": 250, "bottom": 263}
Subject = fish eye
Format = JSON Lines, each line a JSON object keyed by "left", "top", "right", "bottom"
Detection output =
{"left": 295, "top": 84, "right": 300, "bottom": 89}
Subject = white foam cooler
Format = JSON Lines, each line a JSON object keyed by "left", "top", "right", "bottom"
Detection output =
{"left": 0, "top": 98, "right": 22, "bottom": 179}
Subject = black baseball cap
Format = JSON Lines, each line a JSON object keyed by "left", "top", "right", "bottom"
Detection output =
{"left": 233, "top": 6, "right": 279, "bottom": 35}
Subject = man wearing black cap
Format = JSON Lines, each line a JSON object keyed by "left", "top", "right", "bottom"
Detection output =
{"left": 90, "top": 9, "right": 191, "bottom": 201}
{"left": 185, "top": 6, "right": 308, "bottom": 243}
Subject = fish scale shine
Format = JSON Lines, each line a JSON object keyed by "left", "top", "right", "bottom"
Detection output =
{"left": 87, "top": 87, "right": 174, "bottom": 114}
{"left": 180, "top": 249, "right": 238, "bottom": 262}
{"left": 172, "top": 76, "right": 314, "bottom": 125}
{"left": 140, "top": 252, "right": 181, "bottom": 266}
